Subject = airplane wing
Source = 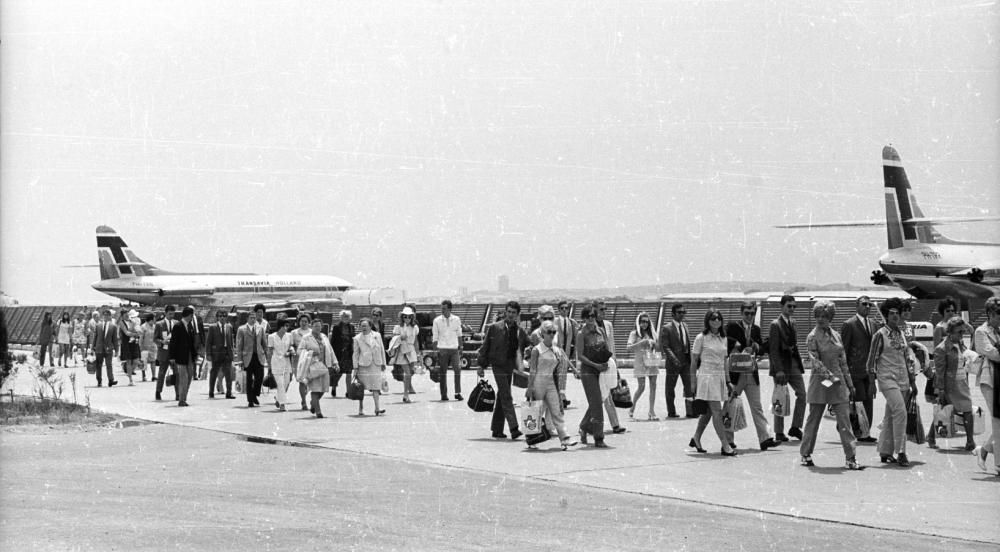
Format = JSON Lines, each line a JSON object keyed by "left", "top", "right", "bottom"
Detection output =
{"left": 775, "top": 216, "right": 1000, "bottom": 229}
{"left": 773, "top": 220, "right": 884, "bottom": 229}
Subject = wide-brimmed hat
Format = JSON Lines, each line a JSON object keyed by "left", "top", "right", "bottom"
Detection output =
{"left": 128, "top": 309, "right": 139, "bottom": 318}
{"left": 400, "top": 306, "right": 415, "bottom": 316}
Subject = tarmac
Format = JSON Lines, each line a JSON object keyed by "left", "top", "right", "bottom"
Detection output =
{"left": 5, "top": 355, "right": 999, "bottom": 545}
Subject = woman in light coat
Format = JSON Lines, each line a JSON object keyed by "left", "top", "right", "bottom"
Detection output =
{"left": 626, "top": 312, "right": 660, "bottom": 420}
{"left": 391, "top": 306, "right": 421, "bottom": 403}
{"left": 525, "top": 321, "right": 578, "bottom": 450}
{"left": 353, "top": 318, "right": 388, "bottom": 416}
{"left": 297, "top": 317, "right": 337, "bottom": 418}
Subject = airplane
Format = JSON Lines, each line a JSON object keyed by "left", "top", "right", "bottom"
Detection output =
{"left": 90, "top": 226, "right": 403, "bottom": 309}
{"left": 776, "top": 145, "right": 1000, "bottom": 303}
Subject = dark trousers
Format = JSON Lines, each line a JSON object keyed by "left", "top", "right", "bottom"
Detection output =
{"left": 93, "top": 351, "right": 115, "bottom": 384}
{"left": 773, "top": 372, "right": 807, "bottom": 435}
{"left": 330, "top": 367, "right": 351, "bottom": 393}
{"left": 245, "top": 355, "right": 264, "bottom": 404}
{"left": 438, "top": 348, "right": 462, "bottom": 397}
{"left": 175, "top": 363, "right": 192, "bottom": 403}
{"left": 490, "top": 370, "right": 518, "bottom": 435}
{"left": 851, "top": 374, "right": 874, "bottom": 434}
{"left": 579, "top": 371, "right": 605, "bottom": 440}
{"left": 664, "top": 364, "right": 693, "bottom": 415}
{"left": 209, "top": 357, "right": 233, "bottom": 396}
{"left": 155, "top": 349, "right": 175, "bottom": 399}
{"left": 39, "top": 343, "right": 53, "bottom": 366}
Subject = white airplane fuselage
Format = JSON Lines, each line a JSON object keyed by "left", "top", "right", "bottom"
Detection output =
{"left": 879, "top": 242, "right": 1000, "bottom": 300}
{"left": 92, "top": 273, "right": 352, "bottom": 307}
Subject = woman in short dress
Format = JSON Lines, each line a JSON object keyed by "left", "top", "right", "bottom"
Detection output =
{"left": 391, "top": 306, "right": 421, "bottom": 403}
{"left": 353, "top": 318, "right": 388, "bottom": 416}
{"left": 267, "top": 318, "right": 294, "bottom": 412}
{"left": 800, "top": 300, "right": 861, "bottom": 469}
{"left": 55, "top": 312, "right": 73, "bottom": 367}
{"left": 139, "top": 313, "right": 157, "bottom": 381}
{"left": 934, "top": 317, "right": 976, "bottom": 450}
{"left": 71, "top": 312, "right": 89, "bottom": 366}
{"left": 626, "top": 312, "right": 660, "bottom": 420}
{"left": 688, "top": 308, "right": 736, "bottom": 457}
{"left": 119, "top": 309, "right": 142, "bottom": 386}
{"left": 297, "top": 317, "right": 337, "bottom": 418}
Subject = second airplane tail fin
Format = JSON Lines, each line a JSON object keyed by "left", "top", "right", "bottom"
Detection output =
{"left": 882, "top": 145, "right": 951, "bottom": 249}
{"left": 96, "top": 226, "right": 169, "bottom": 280}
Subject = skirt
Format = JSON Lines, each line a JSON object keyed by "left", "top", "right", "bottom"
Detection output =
{"left": 356, "top": 364, "right": 383, "bottom": 391}
{"left": 695, "top": 372, "right": 728, "bottom": 402}
{"left": 120, "top": 341, "right": 141, "bottom": 361}
{"left": 633, "top": 358, "right": 659, "bottom": 378}
{"left": 390, "top": 349, "right": 418, "bottom": 365}
{"left": 944, "top": 373, "right": 973, "bottom": 413}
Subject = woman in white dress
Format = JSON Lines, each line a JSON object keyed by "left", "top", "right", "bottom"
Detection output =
{"left": 55, "top": 312, "right": 73, "bottom": 367}
{"left": 267, "top": 319, "right": 294, "bottom": 411}
{"left": 353, "top": 318, "right": 388, "bottom": 416}
{"left": 391, "top": 306, "right": 421, "bottom": 403}
{"left": 626, "top": 312, "right": 660, "bottom": 420}
{"left": 71, "top": 312, "right": 89, "bottom": 366}
{"left": 688, "top": 308, "right": 736, "bottom": 457}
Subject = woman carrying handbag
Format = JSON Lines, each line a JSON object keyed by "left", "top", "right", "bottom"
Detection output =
{"left": 298, "top": 317, "right": 338, "bottom": 418}
{"left": 353, "top": 318, "right": 388, "bottom": 416}
{"left": 626, "top": 312, "right": 661, "bottom": 420}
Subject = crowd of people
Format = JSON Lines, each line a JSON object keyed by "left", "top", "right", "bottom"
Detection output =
{"left": 35, "top": 294, "right": 1000, "bottom": 475}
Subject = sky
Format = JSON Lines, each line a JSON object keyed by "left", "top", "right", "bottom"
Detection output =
{"left": 2, "top": 1, "right": 998, "bottom": 304}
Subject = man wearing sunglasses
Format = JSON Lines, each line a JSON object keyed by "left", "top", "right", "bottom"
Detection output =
{"left": 660, "top": 303, "right": 694, "bottom": 418}
{"left": 726, "top": 302, "right": 777, "bottom": 450}
{"left": 841, "top": 296, "right": 879, "bottom": 442}
{"left": 768, "top": 295, "right": 806, "bottom": 442}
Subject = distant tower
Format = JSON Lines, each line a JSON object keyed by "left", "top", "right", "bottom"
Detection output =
{"left": 498, "top": 275, "right": 510, "bottom": 293}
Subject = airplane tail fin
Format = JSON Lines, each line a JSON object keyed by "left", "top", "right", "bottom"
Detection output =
{"left": 96, "top": 226, "right": 169, "bottom": 279}
{"left": 882, "top": 145, "right": 951, "bottom": 249}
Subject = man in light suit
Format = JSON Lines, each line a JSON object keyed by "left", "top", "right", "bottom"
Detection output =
{"left": 153, "top": 305, "right": 176, "bottom": 401}
{"left": 769, "top": 295, "right": 806, "bottom": 441}
{"left": 477, "top": 301, "right": 529, "bottom": 440}
{"left": 840, "top": 295, "right": 878, "bottom": 442}
{"left": 88, "top": 308, "right": 118, "bottom": 387}
{"left": 205, "top": 309, "right": 235, "bottom": 399}
{"left": 725, "top": 301, "right": 778, "bottom": 451}
{"left": 235, "top": 303, "right": 269, "bottom": 408}
{"left": 660, "top": 303, "right": 694, "bottom": 418}
{"left": 169, "top": 306, "right": 198, "bottom": 407}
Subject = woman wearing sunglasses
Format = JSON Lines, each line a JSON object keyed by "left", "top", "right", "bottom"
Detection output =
{"left": 525, "top": 321, "right": 578, "bottom": 450}
{"left": 626, "top": 312, "right": 660, "bottom": 420}
{"left": 688, "top": 308, "right": 737, "bottom": 456}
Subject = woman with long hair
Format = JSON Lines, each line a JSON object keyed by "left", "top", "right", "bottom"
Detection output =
{"left": 37, "top": 312, "right": 54, "bottom": 367}
{"left": 55, "top": 312, "right": 73, "bottom": 367}
{"left": 391, "top": 306, "right": 421, "bottom": 403}
{"left": 71, "top": 312, "right": 89, "bottom": 366}
{"left": 688, "top": 308, "right": 737, "bottom": 457}
{"left": 626, "top": 312, "right": 660, "bottom": 420}
{"left": 575, "top": 305, "right": 611, "bottom": 448}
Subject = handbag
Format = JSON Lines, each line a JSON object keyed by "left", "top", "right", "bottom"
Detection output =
{"left": 521, "top": 401, "right": 543, "bottom": 436}
{"left": 770, "top": 384, "right": 791, "bottom": 417}
{"left": 512, "top": 371, "right": 528, "bottom": 388}
{"left": 346, "top": 379, "right": 366, "bottom": 401}
{"left": 86, "top": 360, "right": 97, "bottom": 375}
{"left": 263, "top": 372, "right": 277, "bottom": 390}
{"left": 429, "top": 366, "right": 442, "bottom": 383}
{"left": 525, "top": 421, "right": 552, "bottom": 446}
{"left": 850, "top": 401, "right": 870, "bottom": 439}
{"left": 642, "top": 350, "right": 666, "bottom": 369}
{"left": 391, "top": 365, "right": 404, "bottom": 382}
{"left": 906, "top": 395, "right": 925, "bottom": 444}
{"left": 728, "top": 353, "right": 754, "bottom": 373}
{"left": 612, "top": 379, "right": 633, "bottom": 408}
{"left": 588, "top": 345, "right": 613, "bottom": 365}
{"left": 165, "top": 372, "right": 176, "bottom": 387}
{"left": 467, "top": 379, "right": 496, "bottom": 412}
{"left": 691, "top": 399, "right": 709, "bottom": 416}
{"left": 307, "top": 362, "right": 328, "bottom": 380}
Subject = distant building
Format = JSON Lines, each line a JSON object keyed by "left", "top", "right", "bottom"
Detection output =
{"left": 498, "top": 275, "right": 509, "bottom": 293}
{"left": 458, "top": 286, "right": 469, "bottom": 297}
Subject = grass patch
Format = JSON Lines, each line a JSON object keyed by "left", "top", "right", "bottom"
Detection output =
{"left": 0, "top": 396, "right": 117, "bottom": 426}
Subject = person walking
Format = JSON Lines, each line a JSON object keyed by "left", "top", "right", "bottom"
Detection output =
{"left": 298, "top": 317, "right": 337, "bottom": 417}
{"left": 688, "top": 309, "right": 737, "bottom": 457}
{"left": 168, "top": 306, "right": 198, "bottom": 407}
{"left": 353, "top": 318, "right": 388, "bottom": 416}
{"left": 393, "top": 306, "right": 422, "bottom": 403}
{"left": 972, "top": 297, "right": 1000, "bottom": 475}
{"left": 55, "top": 312, "right": 72, "bottom": 367}
{"left": 88, "top": 308, "right": 118, "bottom": 387}
{"left": 575, "top": 305, "right": 611, "bottom": 448}
{"left": 477, "top": 301, "right": 529, "bottom": 440}
{"left": 724, "top": 301, "right": 778, "bottom": 451}
{"left": 328, "top": 310, "right": 355, "bottom": 398}
{"left": 934, "top": 317, "right": 977, "bottom": 450}
{"left": 594, "top": 301, "right": 626, "bottom": 434}
{"left": 267, "top": 318, "right": 294, "bottom": 411}
{"left": 205, "top": 309, "right": 235, "bottom": 399}
{"left": 840, "top": 296, "right": 879, "bottom": 443}
{"left": 235, "top": 304, "right": 269, "bottom": 408}
{"left": 660, "top": 303, "right": 694, "bottom": 418}
{"left": 432, "top": 300, "right": 464, "bottom": 402}
{"left": 525, "top": 321, "right": 578, "bottom": 450}
{"left": 867, "top": 297, "right": 918, "bottom": 467}
{"left": 71, "top": 312, "right": 89, "bottom": 366}
{"left": 799, "top": 301, "right": 862, "bottom": 469}
{"left": 37, "top": 312, "right": 54, "bottom": 367}
{"left": 291, "top": 313, "right": 314, "bottom": 410}
{"left": 768, "top": 295, "right": 807, "bottom": 442}
{"left": 138, "top": 313, "right": 156, "bottom": 381}
{"left": 119, "top": 309, "right": 142, "bottom": 386}
{"left": 153, "top": 305, "right": 177, "bottom": 400}
{"left": 626, "top": 312, "right": 660, "bottom": 420}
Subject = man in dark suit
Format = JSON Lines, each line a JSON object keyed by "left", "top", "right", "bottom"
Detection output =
{"left": 205, "top": 309, "right": 235, "bottom": 399}
{"left": 768, "top": 295, "right": 806, "bottom": 441}
{"left": 187, "top": 306, "right": 206, "bottom": 379}
{"left": 169, "top": 306, "right": 198, "bottom": 407}
{"left": 88, "top": 308, "right": 118, "bottom": 387}
{"left": 153, "top": 305, "right": 177, "bottom": 401}
{"left": 660, "top": 303, "right": 694, "bottom": 418}
{"left": 726, "top": 301, "right": 778, "bottom": 450}
{"left": 840, "top": 295, "right": 878, "bottom": 442}
{"left": 477, "top": 301, "right": 529, "bottom": 440}
{"left": 235, "top": 303, "right": 269, "bottom": 407}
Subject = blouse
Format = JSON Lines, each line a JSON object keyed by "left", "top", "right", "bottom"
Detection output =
{"left": 867, "top": 326, "right": 914, "bottom": 391}
{"left": 626, "top": 330, "right": 658, "bottom": 371}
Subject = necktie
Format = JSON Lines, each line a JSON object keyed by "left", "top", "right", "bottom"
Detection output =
{"left": 679, "top": 322, "right": 687, "bottom": 348}
{"left": 864, "top": 317, "right": 870, "bottom": 337}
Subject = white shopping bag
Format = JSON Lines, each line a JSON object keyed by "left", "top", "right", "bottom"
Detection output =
{"left": 521, "top": 400, "right": 543, "bottom": 436}
{"left": 600, "top": 358, "right": 618, "bottom": 401}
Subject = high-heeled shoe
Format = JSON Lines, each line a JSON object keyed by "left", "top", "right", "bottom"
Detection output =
{"left": 628, "top": 407, "right": 635, "bottom": 419}
{"left": 375, "top": 409, "right": 385, "bottom": 416}
{"left": 560, "top": 437, "right": 578, "bottom": 450}
{"left": 721, "top": 448, "right": 738, "bottom": 457}
{"left": 579, "top": 429, "right": 589, "bottom": 445}
{"left": 688, "top": 437, "right": 706, "bottom": 453}
{"left": 880, "top": 454, "right": 897, "bottom": 464}
{"left": 648, "top": 413, "right": 659, "bottom": 421}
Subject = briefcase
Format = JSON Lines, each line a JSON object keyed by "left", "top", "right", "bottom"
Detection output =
{"left": 346, "top": 379, "right": 366, "bottom": 401}
{"left": 728, "top": 353, "right": 755, "bottom": 373}
{"left": 467, "top": 379, "right": 496, "bottom": 412}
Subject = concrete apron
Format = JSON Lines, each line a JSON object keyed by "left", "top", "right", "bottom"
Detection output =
{"left": 8, "top": 361, "right": 998, "bottom": 544}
